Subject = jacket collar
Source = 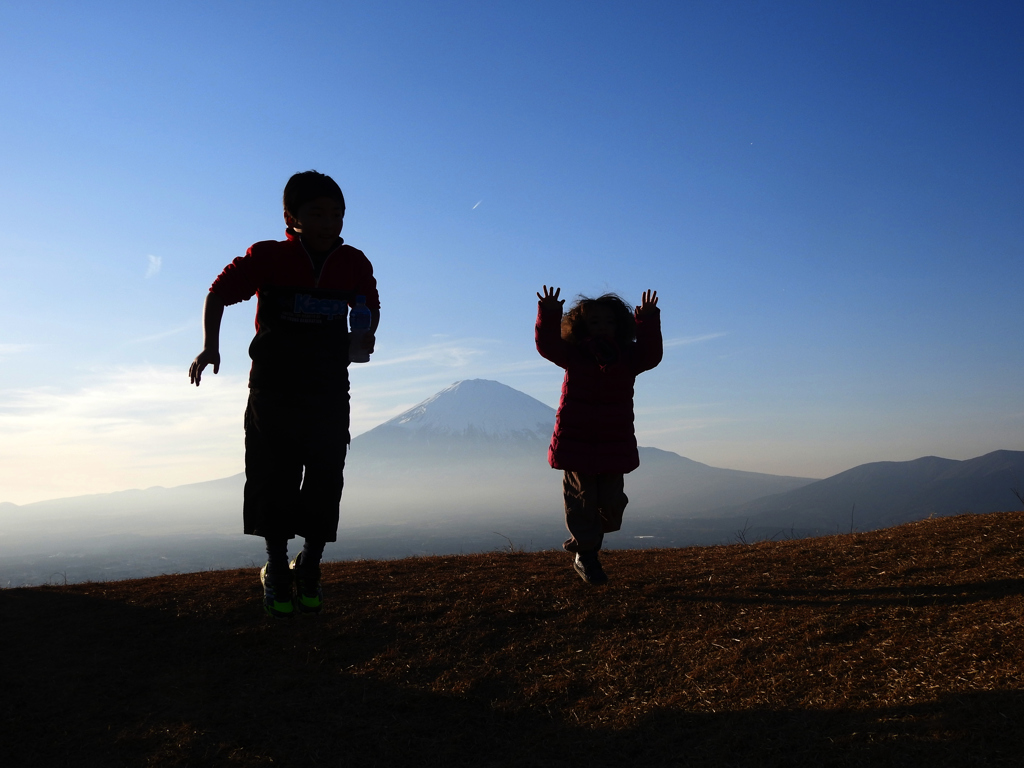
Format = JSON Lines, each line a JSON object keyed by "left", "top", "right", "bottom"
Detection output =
{"left": 584, "top": 336, "right": 620, "bottom": 367}
{"left": 285, "top": 228, "right": 344, "bottom": 248}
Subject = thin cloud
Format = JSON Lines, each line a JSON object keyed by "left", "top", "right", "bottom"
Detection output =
{"left": 145, "top": 254, "right": 162, "bottom": 278}
{"left": 489, "top": 359, "right": 552, "bottom": 374}
{"left": 636, "top": 416, "right": 740, "bottom": 437}
{"left": 0, "top": 366, "right": 249, "bottom": 504}
{"left": 634, "top": 402, "right": 726, "bottom": 416}
{"left": 0, "top": 343, "right": 30, "bottom": 358}
{"left": 0, "top": 338, "right": 558, "bottom": 500}
{"left": 664, "top": 332, "right": 728, "bottom": 348}
{"left": 362, "top": 339, "right": 490, "bottom": 369}
{"left": 126, "top": 323, "right": 195, "bottom": 346}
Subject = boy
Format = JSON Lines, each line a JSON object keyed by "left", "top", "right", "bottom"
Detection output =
{"left": 189, "top": 170, "right": 380, "bottom": 618}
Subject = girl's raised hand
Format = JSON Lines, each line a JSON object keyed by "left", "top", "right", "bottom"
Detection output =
{"left": 637, "top": 289, "right": 659, "bottom": 317}
{"left": 537, "top": 285, "right": 564, "bottom": 311}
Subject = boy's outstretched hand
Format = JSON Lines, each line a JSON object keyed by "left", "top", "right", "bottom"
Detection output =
{"left": 636, "top": 289, "right": 659, "bottom": 317}
{"left": 537, "top": 285, "right": 564, "bottom": 312}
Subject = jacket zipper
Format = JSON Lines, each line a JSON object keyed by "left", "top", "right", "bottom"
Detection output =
{"left": 299, "top": 238, "right": 344, "bottom": 288}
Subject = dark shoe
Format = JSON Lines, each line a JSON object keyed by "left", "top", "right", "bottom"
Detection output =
{"left": 260, "top": 563, "right": 295, "bottom": 619}
{"left": 290, "top": 552, "right": 323, "bottom": 614}
{"left": 573, "top": 551, "right": 608, "bottom": 585}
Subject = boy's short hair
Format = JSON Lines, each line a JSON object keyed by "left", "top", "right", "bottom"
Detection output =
{"left": 283, "top": 171, "right": 346, "bottom": 221}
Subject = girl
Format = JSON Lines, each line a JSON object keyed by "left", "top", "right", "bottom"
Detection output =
{"left": 535, "top": 286, "right": 662, "bottom": 584}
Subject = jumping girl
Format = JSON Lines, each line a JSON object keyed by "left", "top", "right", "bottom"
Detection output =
{"left": 535, "top": 286, "right": 662, "bottom": 584}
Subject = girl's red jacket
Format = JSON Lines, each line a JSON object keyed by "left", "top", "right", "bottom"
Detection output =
{"left": 535, "top": 305, "right": 662, "bottom": 474}
{"left": 210, "top": 231, "right": 379, "bottom": 392}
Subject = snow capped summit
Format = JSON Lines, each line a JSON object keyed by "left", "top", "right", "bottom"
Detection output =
{"left": 379, "top": 379, "right": 555, "bottom": 440}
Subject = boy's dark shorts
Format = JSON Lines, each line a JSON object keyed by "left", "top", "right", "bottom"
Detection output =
{"left": 243, "top": 388, "right": 350, "bottom": 542}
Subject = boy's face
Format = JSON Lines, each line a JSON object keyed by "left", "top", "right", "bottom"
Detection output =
{"left": 288, "top": 196, "right": 344, "bottom": 252}
{"left": 584, "top": 305, "right": 616, "bottom": 340}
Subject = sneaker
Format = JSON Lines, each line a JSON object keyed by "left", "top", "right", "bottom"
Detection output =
{"left": 573, "top": 551, "right": 608, "bottom": 585}
{"left": 290, "top": 552, "right": 323, "bottom": 614}
{"left": 260, "top": 563, "right": 295, "bottom": 619}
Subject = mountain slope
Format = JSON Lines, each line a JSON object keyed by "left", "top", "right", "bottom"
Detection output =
{"left": 632, "top": 447, "right": 814, "bottom": 516}
{"left": 702, "top": 450, "right": 1024, "bottom": 532}
{"left": 0, "top": 474, "right": 244, "bottom": 541}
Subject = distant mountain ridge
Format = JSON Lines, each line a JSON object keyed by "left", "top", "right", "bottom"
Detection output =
{"left": 700, "top": 449, "right": 1024, "bottom": 533}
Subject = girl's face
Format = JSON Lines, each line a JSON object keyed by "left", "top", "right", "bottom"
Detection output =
{"left": 584, "top": 304, "right": 616, "bottom": 340}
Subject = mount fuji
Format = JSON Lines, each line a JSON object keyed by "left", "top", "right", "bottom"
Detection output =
{"left": 340, "top": 379, "right": 814, "bottom": 527}
{"left": 374, "top": 379, "right": 555, "bottom": 441}
{"left": 341, "top": 379, "right": 559, "bottom": 526}
{"left": 350, "top": 379, "right": 555, "bottom": 464}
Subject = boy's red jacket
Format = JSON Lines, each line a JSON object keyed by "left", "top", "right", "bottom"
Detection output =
{"left": 535, "top": 305, "right": 662, "bottom": 474}
{"left": 210, "top": 231, "right": 379, "bottom": 392}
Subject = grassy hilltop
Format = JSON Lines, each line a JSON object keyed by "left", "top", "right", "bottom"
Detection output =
{"left": 5, "top": 512, "right": 1024, "bottom": 767}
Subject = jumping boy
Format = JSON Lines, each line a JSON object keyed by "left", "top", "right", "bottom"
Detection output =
{"left": 189, "top": 170, "right": 380, "bottom": 618}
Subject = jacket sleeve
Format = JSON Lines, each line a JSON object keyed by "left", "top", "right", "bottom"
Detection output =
{"left": 535, "top": 304, "right": 571, "bottom": 369}
{"left": 209, "top": 243, "right": 266, "bottom": 306}
{"left": 632, "top": 309, "right": 663, "bottom": 374}
{"left": 352, "top": 249, "right": 381, "bottom": 311}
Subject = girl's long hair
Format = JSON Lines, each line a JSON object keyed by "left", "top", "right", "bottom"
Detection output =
{"left": 561, "top": 293, "right": 635, "bottom": 346}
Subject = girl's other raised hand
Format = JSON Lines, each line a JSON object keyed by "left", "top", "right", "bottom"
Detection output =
{"left": 637, "top": 289, "right": 659, "bottom": 317}
{"left": 537, "top": 285, "right": 564, "bottom": 311}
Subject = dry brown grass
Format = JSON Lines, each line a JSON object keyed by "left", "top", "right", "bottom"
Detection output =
{"left": 4, "top": 512, "right": 1024, "bottom": 767}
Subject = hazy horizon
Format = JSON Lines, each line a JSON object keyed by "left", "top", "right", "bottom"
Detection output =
{"left": 2, "top": 373, "right": 1019, "bottom": 507}
{"left": 2, "top": 3, "right": 1023, "bottom": 505}
{"left": 3, "top": 377, "right": 1020, "bottom": 587}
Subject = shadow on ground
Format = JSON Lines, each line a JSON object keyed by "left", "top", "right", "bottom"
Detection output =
{"left": 4, "top": 580, "right": 1023, "bottom": 768}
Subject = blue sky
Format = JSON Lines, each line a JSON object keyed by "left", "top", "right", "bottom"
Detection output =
{"left": 1, "top": 1, "right": 1022, "bottom": 504}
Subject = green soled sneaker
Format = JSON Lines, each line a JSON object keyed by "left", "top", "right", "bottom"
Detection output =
{"left": 260, "top": 563, "right": 295, "bottom": 619}
{"left": 290, "top": 552, "right": 323, "bottom": 614}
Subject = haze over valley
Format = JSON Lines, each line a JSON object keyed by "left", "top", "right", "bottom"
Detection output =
{"left": 3, "top": 380, "right": 1020, "bottom": 587}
